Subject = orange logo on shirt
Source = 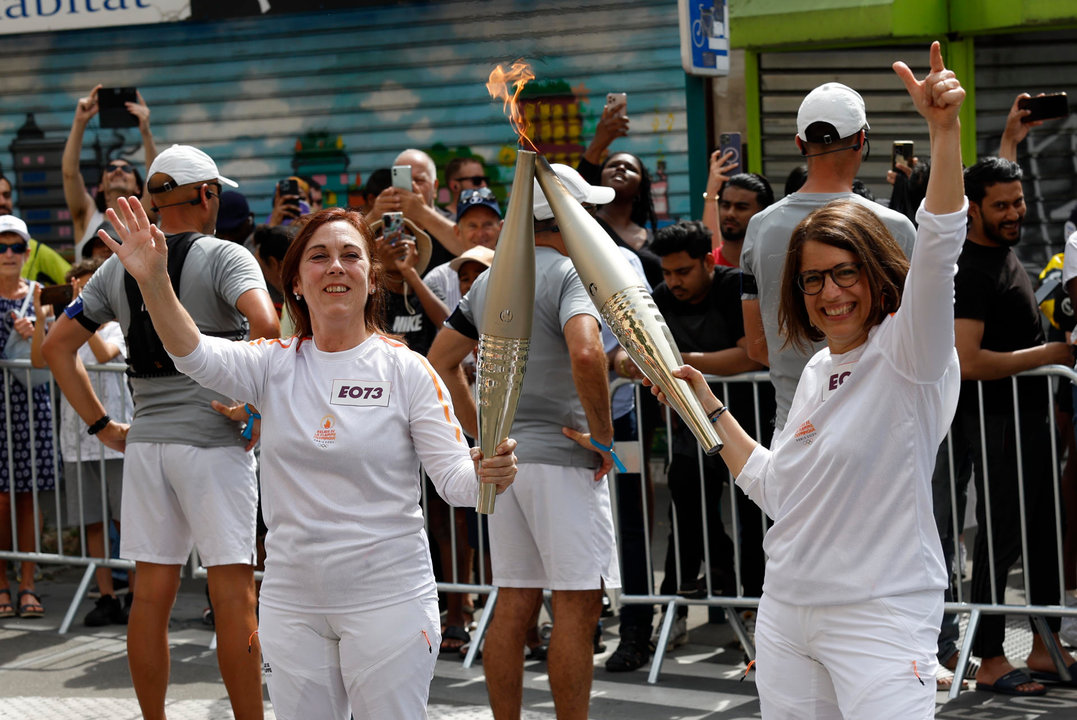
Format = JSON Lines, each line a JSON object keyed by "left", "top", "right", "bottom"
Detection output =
{"left": 794, "top": 419, "right": 817, "bottom": 446}
{"left": 313, "top": 414, "right": 337, "bottom": 448}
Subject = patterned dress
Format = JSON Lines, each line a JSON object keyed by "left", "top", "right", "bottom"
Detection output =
{"left": 0, "top": 294, "right": 57, "bottom": 492}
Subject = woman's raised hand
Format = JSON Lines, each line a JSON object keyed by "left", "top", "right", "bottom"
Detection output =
{"left": 99, "top": 196, "right": 169, "bottom": 285}
{"left": 893, "top": 41, "right": 965, "bottom": 131}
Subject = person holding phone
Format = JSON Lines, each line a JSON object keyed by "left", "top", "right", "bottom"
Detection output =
{"left": 93, "top": 201, "right": 517, "bottom": 720}
{"left": 62, "top": 84, "right": 158, "bottom": 260}
{"left": 647, "top": 43, "right": 967, "bottom": 716}
{"left": 267, "top": 176, "right": 311, "bottom": 227}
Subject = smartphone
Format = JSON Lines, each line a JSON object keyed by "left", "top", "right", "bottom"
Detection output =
{"left": 1019, "top": 93, "right": 1069, "bottom": 123}
{"left": 891, "top": 140, "right": 914, "bottom": 170}
{"left": 97, "top": 87, "right": 139, "bottom": 129}
{"left": 39, "top": 284, "right": 74, "bottom": 308}
{"left": 391, "top": 165, "right": 413, "bottom": 191}
{"left": 719, "top": 132, "right": 742, "bottom": 176}
{"left": 605, "top": 92, "right": 627, "bottom": 116}
{"left": 277, "top": 178, "right": 300, "bottom": 198}
{"left": 382, "top": 211, "right": 405, "bottom": 246}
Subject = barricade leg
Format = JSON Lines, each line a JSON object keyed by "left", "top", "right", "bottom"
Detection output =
{"left": 727, "top": 607, "right": 754, "bottom": 661}
{"left": 949, "top": 608, "right": 980, "bottom": 700}
{"left": 1031, "top": 615, "right": 1071, "bottom": 681}
{"left": 59, "top": 563, "right": 97, "bottom": 635}
{"left": 647, "top": 598, "right": 679, "bottom": 685}
{"left": 463, "top": 587, "right": 497, "bottom": 669}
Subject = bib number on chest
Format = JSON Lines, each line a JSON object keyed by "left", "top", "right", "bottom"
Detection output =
{"left": 331, "top": 380, "right": 391, "bottom": 407}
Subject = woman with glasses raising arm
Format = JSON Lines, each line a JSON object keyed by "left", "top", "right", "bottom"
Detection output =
{"left": 647, "top": 43, "right": 966, "bottom": 718}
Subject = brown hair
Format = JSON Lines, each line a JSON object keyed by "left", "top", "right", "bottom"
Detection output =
{"left": 279, "top": 208, "right": 388, "bottom": 342}
{"left": 778, "top": 200, "right": 909, "bottom": 353}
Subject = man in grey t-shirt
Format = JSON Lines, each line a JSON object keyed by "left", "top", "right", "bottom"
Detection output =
{"left": 428, "top": 164, "right": 619, "bottom": 719}
{"left": 44, "top": 145, "right": 278, "bottom": 720}
{"left": 740, "top": 82, "right": 916, "bottom": 431}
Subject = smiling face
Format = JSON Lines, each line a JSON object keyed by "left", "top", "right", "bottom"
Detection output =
{"left": 292, "top": 221, "right": 374, "bottom": 336}
{"left": 601, "top": 153, "right": 642, "bottom": 200}
{"left": 104, "top": 159, "right": 140, "bottom": 196}
{"left": 969, "top": 180, "right": 1025, "bottom": 248}
{"left": 799, "top": 240, "right": 872, "bottom": 355}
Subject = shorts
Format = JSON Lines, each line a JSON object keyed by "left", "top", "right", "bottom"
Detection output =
{"left": 259, "top": 593, "right": 441, "bottom": 720}
{"left": 755, "top": 590, "right": 942, "bottom": 720}
{"left": 64, "top": 459, "right": 124, "bottom": 526}
{"left": 488, "top": 462, "right": 620, "bottom": 591}
{"left": 120, "top": 442, "right": 258, "bottom": 567}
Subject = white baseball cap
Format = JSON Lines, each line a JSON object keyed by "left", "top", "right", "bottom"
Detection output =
{"left": 147, "top": 144, "right": 238, "bottom": 193}
{"left": 0, "top": 215, "right": 30, "bottom": 241}
{"left": 796, "top": 83, "right": 869, "bottom": 143}
{"left": 533, "top": 163, "right": 615, "bottom": 221}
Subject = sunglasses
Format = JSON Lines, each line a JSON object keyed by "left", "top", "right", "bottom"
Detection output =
{"left": 0, "top": 241, "right": 28, "bottom": 255}
{"left": 105, "top": 162, "right": 135, "bottom": 174}
{"left": 454, "top": 175, "right": 489, "bottom": 186}
{"left": 460, "top": 187, "right": 496, "bottom": 204}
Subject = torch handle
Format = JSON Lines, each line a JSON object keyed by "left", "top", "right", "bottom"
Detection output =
{"left": 476, "top": 483, "right": 498, "bottom": 515}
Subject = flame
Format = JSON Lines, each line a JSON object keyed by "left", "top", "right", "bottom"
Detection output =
{"left": 487, "top": 60, "right": 537, "bottom": 151}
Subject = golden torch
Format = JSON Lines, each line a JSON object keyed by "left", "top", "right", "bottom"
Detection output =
{"left": 534, "top": 157, "right": 722, "bottom": 454}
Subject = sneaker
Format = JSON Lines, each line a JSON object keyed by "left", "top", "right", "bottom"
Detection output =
{"left": 651, "top": 614, "right": 688, "bottom": 652}
{"left": 601, "top": 593, "right": 614, "bottom": 618}
{"left": 84, "top": 595, "right": 127, "bottom": 627}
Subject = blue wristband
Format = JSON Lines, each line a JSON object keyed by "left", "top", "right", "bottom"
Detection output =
{"left": 241, "top": 404, "right": 261, "bottom": 441}
{"left": 589, "top": 437, "right": 627, "bottom": 473}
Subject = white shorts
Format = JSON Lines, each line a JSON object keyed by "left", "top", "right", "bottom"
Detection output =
{"left": 259, "top": 594, "right": 441, "bottom": 720}
{"left": 755, "top": 590, "right": 942, "bottom": 720}
{"left": 120, "top": 442, "right": 258, "bottom": 567}
{"left": 488, "top": 462, "right": 620, "bottom": 591}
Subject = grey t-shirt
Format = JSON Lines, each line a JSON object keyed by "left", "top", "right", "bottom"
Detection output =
{"left": 452, "top": 246, "right": 601, "bottom": 468}
{"left": 740, "top": 192, "right": 916, "bottom": 430}
{"left": 77, "top": 236, "right": 268, "bottom": 447}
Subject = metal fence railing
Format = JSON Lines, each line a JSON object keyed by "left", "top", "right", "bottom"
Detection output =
{"left": 4, "top": 357, "right": 1077, "bottom": 693}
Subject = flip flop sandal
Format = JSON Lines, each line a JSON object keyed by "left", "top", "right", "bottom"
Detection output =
{"left": 976, "top": 668, "right": 1047, "bottom": 696}
{"left": 17, "top": 589, "right": 44, "bottom": 619}
{"left": 1029, "top": 661, "right": 1077, "bottom": 687}
{"left": 0, "top": 588, "right": 14, "bottom": 618}
{"left": 440, "top": 625, "right": 470, "bottom": 654}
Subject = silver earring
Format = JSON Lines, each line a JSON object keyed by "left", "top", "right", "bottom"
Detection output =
{"left": 294, "top": 292, "right": 302, "bottom": 301}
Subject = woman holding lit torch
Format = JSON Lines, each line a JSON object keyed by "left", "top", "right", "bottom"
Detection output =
{"left": 94, "top": 205, "right": 517, "bottom": 719}
{"left": 647, "top": 43, "right": 965, "bottom": 717}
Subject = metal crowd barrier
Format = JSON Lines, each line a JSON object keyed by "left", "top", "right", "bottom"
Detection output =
{"left": 6, "top": 356, "right": 1077, "bottom": 692}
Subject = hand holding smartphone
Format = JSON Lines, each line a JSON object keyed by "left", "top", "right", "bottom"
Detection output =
{"left": 605, "top": 92, "right": 627, "bottom": 117}
{"left": 97, "top": 87, "right": 139, "bottom": 129}
{"left": 382, "top": 212, "right": 405, "bottom": 246}
{"left": 718, "top": 132, "right": 742, "bottom": 176}
{"left": 1019, "top": 93, "right": 1069, "bottom": 123}
{"left": 891, "top": 140, "right": 914, "bottom": 170}
{"left": 391, "top": 166, "right": 413, "bottom": 192}
{"left": 39, "top": 284, "right": 74, "bottom": 308}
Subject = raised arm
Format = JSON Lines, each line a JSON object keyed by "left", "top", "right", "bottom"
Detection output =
{"left": 62, "top": 85, "right": 101, "bottom": 241}
{"left": 127, "top": 90, "right": 159, "bottom": 216}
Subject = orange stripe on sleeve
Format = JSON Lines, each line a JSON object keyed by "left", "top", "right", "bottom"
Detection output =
{"left": 418, "top": 356, "right": 463, "bottom": 444}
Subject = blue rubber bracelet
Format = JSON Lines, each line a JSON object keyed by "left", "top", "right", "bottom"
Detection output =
{"left": 241, "top": 405, "right": 261, "bottom": 441}
{"left": 589, "top": 438, "right": 627, "bottom": 473}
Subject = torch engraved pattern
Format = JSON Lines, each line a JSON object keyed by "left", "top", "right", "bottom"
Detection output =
{"left": 601, "top": 286, "right": 723, "bottom": 454}
{"left": 475, "top": 150, "right": 536, "bottom": 514}
{"left": 533, "top": 156, "right": 722, "bottom": 455}
{"left": 477, "top": 335, "right": 530, "bottom": 514}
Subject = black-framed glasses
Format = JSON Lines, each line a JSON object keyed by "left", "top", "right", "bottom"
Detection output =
{"left": 796, "top": 262, "right": 862, "bottom": 295}
{"left": 105, "top": 162, "right": 135, "bottom": 174}
{"left": 454, "top": 175, "right": 489, "bottom": 186}
{"left": 0, "top": 242, "right": 28, "bottom": 255}
{"left": 460, "top": 187, "right": 496, "bottom": 204}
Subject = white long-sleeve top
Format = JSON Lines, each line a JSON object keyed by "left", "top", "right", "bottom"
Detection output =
{"left": 173, "top": 333, "right": 478, "bottom": 613}
{"left": 736, "top": 202, "right": 968, "bottom": 606}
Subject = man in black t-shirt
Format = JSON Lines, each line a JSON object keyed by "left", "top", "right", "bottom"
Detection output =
{"left": 647, "top": 221, "right": 768, "bottom": 641}
{"left": 953, "top": 157, "right": 1075, "bottom": 695}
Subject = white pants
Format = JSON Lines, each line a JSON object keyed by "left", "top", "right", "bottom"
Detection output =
{"left": 755, "top": 590, "right": 942, "bottom": 719}
{"left": 259, "top": 593, "right": 441, "bottom": 720}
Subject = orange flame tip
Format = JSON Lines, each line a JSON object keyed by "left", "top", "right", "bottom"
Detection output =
{"left": 487, "top": 60, "right": 538, "bottom": 152}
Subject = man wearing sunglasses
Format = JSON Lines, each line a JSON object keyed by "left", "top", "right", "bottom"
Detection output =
{"left": 62, "top": 84, "right": 158, "bottom": 261}
{"left": 423, "top": 187, "right": 503, "bottom": 314}
{"left": 444, "top": 156, "right": 489, "bottom": 220}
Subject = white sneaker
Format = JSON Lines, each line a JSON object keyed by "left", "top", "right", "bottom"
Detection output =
{"left": 1061, "top": 591, "right": 1077, "bottom": 647}
{"left": 651, "top": 615, "right": 689, "bottom": 652}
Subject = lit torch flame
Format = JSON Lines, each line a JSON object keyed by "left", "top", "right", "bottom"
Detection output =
{"left": 487, "top": 60, "right": 537, "bottom": 151}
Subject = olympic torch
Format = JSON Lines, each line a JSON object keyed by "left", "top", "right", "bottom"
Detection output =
{"left": 475, "top": 150, "right": 536, "bottom": 514}
{"left": 534, "top": 157, "right": 721, "bottom": 455}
